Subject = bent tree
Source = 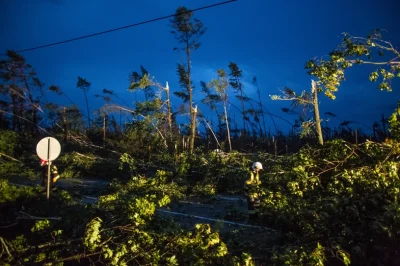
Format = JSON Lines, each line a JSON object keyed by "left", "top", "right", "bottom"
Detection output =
{"left": 170, "top": 6, "right": 206, "bottom": 154}
{"left": 305, "top": 29, "right": 399, "bottom": 98}
{"left": 273, "top": 29, "right": 399, "bottom": 145}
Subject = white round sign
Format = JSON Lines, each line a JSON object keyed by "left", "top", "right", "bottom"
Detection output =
{"left": 36, "top": 137, "right": 61, "bottom": 161}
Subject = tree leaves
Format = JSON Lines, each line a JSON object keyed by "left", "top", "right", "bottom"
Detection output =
{"left": 169, "top": 6, "right": 206, "bottom": 51}
{"left": 76, "top": 76, "right": 91, "bottom": 91}
{"left": 306, "top": 29, "right": 400, "bottom": 98}
{"left": 84, "top": 217, "right": 102, "bottom": 252}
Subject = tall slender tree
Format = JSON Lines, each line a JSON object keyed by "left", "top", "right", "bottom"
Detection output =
{"left": 76, "top": 76, "right": 91, "bottom": 129}
{"left": 209, "top": 69, "right": 232, "bottom": 151}
{"left": 201, "top": 80, "right": 222, "bottom": 131}
{"left": 252, "top": 76, "right": 267, "bottom": 137}
{"left": 170, "top": 6, "right": 206, "bottom": 154}
{"left": 228, "top": 62, "right": 248, "bottom": 136}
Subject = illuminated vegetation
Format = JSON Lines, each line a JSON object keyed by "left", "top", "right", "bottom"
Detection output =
{"left": 1, "top": 16, "right": 399, "bottom": 266}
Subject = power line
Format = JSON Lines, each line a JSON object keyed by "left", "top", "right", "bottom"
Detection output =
{"left": 0, "top": 0, "right": 237, "bottom": 56}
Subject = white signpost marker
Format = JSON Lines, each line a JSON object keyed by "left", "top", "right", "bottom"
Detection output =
{"left": 36, "top": 137, "right": 61, "bottom": 200}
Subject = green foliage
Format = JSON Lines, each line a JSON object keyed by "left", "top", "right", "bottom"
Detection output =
{"left": 305, "top": 29, "right": 400, "bottom": 98}
{"left": 388, "top": 102, "right": 400, "bottom": 140}
{"left": 0, "top": 179, "right": 40, "bottom": 204}
{"left": 129, "top": 73, "right": 151, "bottom": 91}
{"left": 84, "top": 217, "right": 102, "bottom": 252}
{"left": 0, "top": 130, "right": 19, "bottom": 156}
{"left": 119, "top": 152, "right": 137, "bottom": 175}
{"left": 170, "top": 6, "right": 206, "bottom": 51}
{"left": 31, "top": 219, "right": 51, "bottom": 232}
{"left": 2, "top": 169, "right": 249, "bottom": 265}
{"left": 232, "top": 252, "right": 255, "bottom": 266}
{"left": 192, "top": 183, "right": 216, "bottom": 197}
{"left": 175, "top": 224, "right": 228, "bottom": 265}
{"left": 259, "top": 131, "right": 400, "bottom": 265}
{"left": 59, "top": 151, "right": 121, "bottom": 179}
{"left": 2, "top": 40, "right": 400, "bottom": 264}
{"left": 0, "top": 161, "right": 39, "bottom": 181}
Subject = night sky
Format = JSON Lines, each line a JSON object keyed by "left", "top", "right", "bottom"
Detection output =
{"left": 1, "top": 0, "right": 399, "bottom": 135}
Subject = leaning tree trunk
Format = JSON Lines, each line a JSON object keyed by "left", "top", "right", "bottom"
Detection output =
{"left": 311, "top": 80, "right": 324, "bottom": 145}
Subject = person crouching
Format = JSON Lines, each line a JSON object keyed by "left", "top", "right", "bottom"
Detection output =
{"left": 40, "top": 159, "right": 60, "bottom": 189}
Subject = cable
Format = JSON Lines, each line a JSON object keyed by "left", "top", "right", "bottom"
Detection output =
{"left": 0, "top": 0, "right": 237, "bottom": 56}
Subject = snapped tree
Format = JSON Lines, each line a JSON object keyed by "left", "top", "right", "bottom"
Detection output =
{"left": 271, "top": 82, "right": 324, "bottom": 145}
{"left": 129, "top": 72, "right": 174, "bottom": 150}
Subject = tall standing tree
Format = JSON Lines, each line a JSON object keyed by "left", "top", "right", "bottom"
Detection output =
{"left": 201, "top": 80, "right": 222, "bottom": 131}
{"left": 252, "top": 76, "right": 267, "bottom": 137}
{"left": 228, "top": 62, "right": 248, "bottom": 136}
{"left": 76, "top": 76, "right": 91, "bottom": 129}
{"left": 208, "top": 69, "right": 232, "bottom": 151}
{"left": 170, "top": 6, "right": 206, "bottom": 154}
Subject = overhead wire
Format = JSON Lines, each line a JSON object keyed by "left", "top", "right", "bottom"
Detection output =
{"left": 0, "top": 0, "right": 237, "bottom": 56}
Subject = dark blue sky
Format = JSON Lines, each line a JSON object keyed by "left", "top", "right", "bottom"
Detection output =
{"left": 1, "top": 0, "right": 399, "bottom": 135}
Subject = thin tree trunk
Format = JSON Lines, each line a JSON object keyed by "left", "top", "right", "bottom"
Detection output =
{"left": 11, "top": 93, "right": 17, "bottom": 131}
{"left": 185, "top": 36, "right": 195, "bottom": 154}
{"left": 223, "top": 101, "right": 232, "bottom": 152}
{"left": 18, "top": 96, "right": 23, "bottom": 131}
{"left": 83, "top": 89, "right": 91, "bottom": 129}
{"left": 239, "top": 87, "right": 246, "bottom": 136}
{"left": 311, "top": 80, "right": 324, "bottom": 145}
{"left": 165, "top": 82, "right": 173, "bottom": 148}
{"left": 254, "top": 78, "right": 267, "bottom": 137}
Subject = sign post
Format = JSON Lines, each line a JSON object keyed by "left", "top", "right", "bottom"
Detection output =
{"left": 36, "top": 137, "right": 61, "bottom": 200}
